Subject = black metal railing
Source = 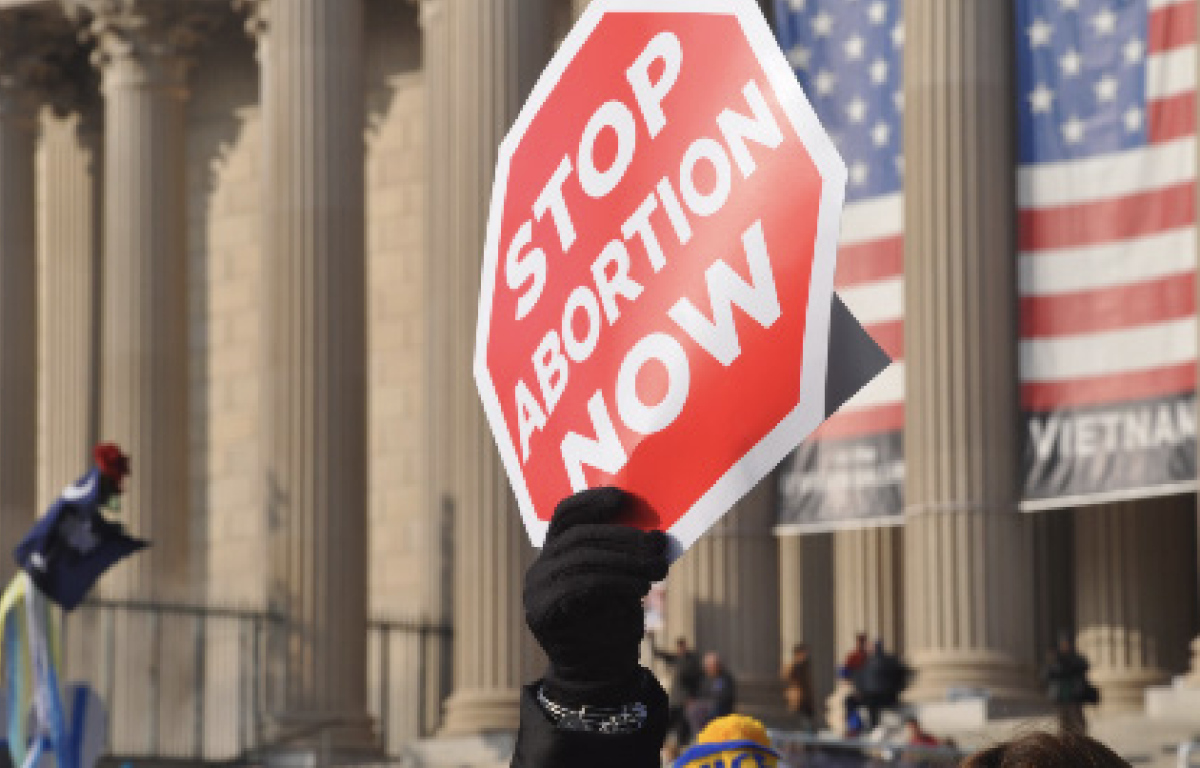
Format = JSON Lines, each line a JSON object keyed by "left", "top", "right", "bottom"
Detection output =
{"left": 60, "top": 599, "right": 452, "bottom": 762}
{"left": 369, "top": 617, "right": 454, "bottom": 755}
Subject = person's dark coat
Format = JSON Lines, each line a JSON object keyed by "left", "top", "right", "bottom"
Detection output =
{"left": 852, "top": 650, "right": 911, "bottom": 707}
{"left": 699, "top": 669, "right": 737, "bottom": 719}
{"left": 1044, "top": 650, "right": 1092, "bottom": 705}
{"left": 512, "top": 670, "right": 668, "bottom": 768}
{"left": 655, "top": 647, "right": 703, "bottom": 706}
{"left": 783, "top": 657, "right": 815, "bottom": 716}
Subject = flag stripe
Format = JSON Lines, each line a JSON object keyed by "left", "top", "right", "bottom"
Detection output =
{"left": 840, "top": 277, "right": 903, "bottom": 327}
{"left": 1148, "top": 89, "right": 1196, "bottom": 143}
{"left": 1022, "top": 361, "right": 1196, "bottom": 411}
{"left": 1147, "top": 45, "right": 1195, "bottom": 101}
{"left": 1021, "top": 316, "right": 1196, "bottom": 382}
{"left": 1021, "top": 271, "right": 1195, "bottom": 338}
{"left": 841, "top": 194, "right": 903, "bottom": 246}
{"left": 1149, "top": 0, "right": 1197, "bottom": 54}
{"left": 1018, "top": 136, "right": 1192, "bottom": 210}
{"left": 818, "top": 403, "right": 904, "bottom": 439}
{"left": 836, "top": 236, "right": 903, "bottom": 289}
{"left": 1018, "top": 180, "right": 1194, "bottom": 252}
{"left": 864, "top": 319, "right": 903, "bottom": 359}
{"left": 1019, "top": 227, "right": 1194, "bottom": 296}
{"left": 839, "top": 361, "right": 905, "bottom": 410}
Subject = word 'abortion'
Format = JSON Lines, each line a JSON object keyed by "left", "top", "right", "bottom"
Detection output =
{"left": 504, "top": 31, "right": 791, "bottom": 490}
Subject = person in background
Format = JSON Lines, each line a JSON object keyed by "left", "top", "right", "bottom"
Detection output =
{"left": 960, "top": 730, "right": 1130, "bottom": 768}
{"left": 902, "top": 716, "right": 939, "bottom": 747}
{"left": 781, "top": 642, "right": 815, "bottom": 731}
{"left": 688, "top": 652, "right": 736, "bottom": 736}
{"left": 653, "top": 637, "right": 703, "bottom": 752}
{"left": 850, "top": 640, "right": 912, "bottom": 731}
{"left": 840, "top": 632, "right": 870, "bottom": 679}
{"left": 1043, "top": 634, "right": 1095, "bottom": 734}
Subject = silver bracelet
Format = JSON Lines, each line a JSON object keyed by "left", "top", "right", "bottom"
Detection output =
{"left": 536, "top": 685, "right": 649, "bottom": 734}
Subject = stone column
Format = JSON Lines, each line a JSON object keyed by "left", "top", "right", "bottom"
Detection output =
{"left": 422, "top": 0, "right": 553, "bottom": 736}
{"left": 902, "top": 0, "right": 1036, "bottom": 702}
{"left": 38, "top": 88, "right": 102, "bottom": 510}
{"left": 1076, "top": 498, "right": 1196, "bottom": 712}
{"left": 833, "top": 527, "right": 903, "bottom": 653}
{"left": 825, "top": 527, "right": 904, "bottom": 730}
{"left": 75, "top": 1, "right": 213, "bottom": 751}
{"left": 779, "top": 532, "right": 835, "bottom": 725}
{"left": 0, "top": 18, "right": 42, "bottom": 585}
{"left": 79, "top": 0, "right": 213, "bottom": 601}
{"left": 1031, "top": 510, "right": 1075, "bottom": 660}
{"left": 666, "top": 481, "right": 783, "bottom": 720}
{"left": 235, "top": 0, "right": 374, "bottom": 747}
{"left": 408, "top": 0, "right": 456, "bottom": 739}
{"left": 36, "top": 42, "right": 103, "bottom": 702}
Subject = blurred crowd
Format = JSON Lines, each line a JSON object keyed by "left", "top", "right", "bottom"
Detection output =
{"left": 651, "top": 629, "right": 1100, "bottom": 759}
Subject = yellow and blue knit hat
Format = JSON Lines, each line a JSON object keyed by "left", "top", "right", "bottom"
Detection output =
{"left": 674, "top": 715, "right": 781, "bottom": 767}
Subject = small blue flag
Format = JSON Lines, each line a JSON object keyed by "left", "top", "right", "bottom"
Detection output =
{"left": 13, "top": 469, "right": 148, "bottom": 612}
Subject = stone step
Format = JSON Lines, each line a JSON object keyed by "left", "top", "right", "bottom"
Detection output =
{"left": 399, "top": 734, "right": 517, "bottom": 768}
{"left": 1146, "top": 678, "right": 1200, "bottom": 720}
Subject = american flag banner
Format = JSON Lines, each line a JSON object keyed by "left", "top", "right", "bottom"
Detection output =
{"left": 1017, "top": 0, "right": 1198, "bottom": 507}
{"left": 773, "top": 0, "right": 905, "bottom": 531}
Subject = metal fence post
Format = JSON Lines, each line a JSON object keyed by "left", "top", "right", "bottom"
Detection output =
{"left": 67, "top": 601, "right": 455, "bottom": 762}
{"left": 149, "top": 609, "right": 161, "bottom": 756}
{"left": 194, "top": 613, "right": 206, "bottom": 760}
{"left": 104, "top": 606, "right": 116, "bottom": 729}
{"left": 379, "top": 624, "right": 391, "bottom": 755}
{"left": 252, "top": 615, "right": 263, "bottom": 746}
{"left": 417, "top": 624, "right": 429, "bottom": 739}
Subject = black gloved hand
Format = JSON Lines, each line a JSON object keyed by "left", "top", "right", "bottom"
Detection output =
{"left": 524, "top": 487, "right": 669, "bottom": 707}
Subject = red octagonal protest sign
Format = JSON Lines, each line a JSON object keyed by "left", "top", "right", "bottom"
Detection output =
{"left": 475, "top": 0, "right": 847, "bottom": 554}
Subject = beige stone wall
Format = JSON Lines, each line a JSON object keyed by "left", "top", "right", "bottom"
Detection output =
{"left": 188, "top": 28, "right": 266, "bottom": 607}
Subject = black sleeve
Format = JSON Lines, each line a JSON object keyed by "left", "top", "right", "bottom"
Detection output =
{"left": 723, "top": 676, "right": 737, "bottom": 714}
{"left": 511, "top": 668, "right": 669, "bottom": 768}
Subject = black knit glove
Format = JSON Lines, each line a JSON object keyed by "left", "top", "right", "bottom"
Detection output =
{"left": 524, "top": 487, "right": 670, "bottom": 707}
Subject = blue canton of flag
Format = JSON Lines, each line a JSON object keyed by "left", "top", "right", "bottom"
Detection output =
{"left": 1017, "top": 0, "right": 1149, "bottom": 164}
{"left": 774, "top": 0, "right": 904, "bottom": 202}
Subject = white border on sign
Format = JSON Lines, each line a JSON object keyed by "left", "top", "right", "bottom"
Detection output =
{"left": 473, "top": 0, "right": 848, "bottom": 554}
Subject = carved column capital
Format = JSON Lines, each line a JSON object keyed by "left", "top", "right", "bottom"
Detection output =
{"left": 64, "top": 0, "right": 220, "bottom": 89}
{"left": 230, "top": 0, "right": 266, "bottom": 43}
{"left": 0, "top": 10, "right": 85, "bottom": 119}
{"left": 415, "top": 0, "right": 443, "bottom": 30}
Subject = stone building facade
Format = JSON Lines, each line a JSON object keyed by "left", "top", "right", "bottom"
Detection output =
{"left": 0, "top": 0, "right": 1196, "bottom": 760}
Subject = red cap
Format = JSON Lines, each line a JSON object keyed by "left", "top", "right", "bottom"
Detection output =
{"left": 94, "top": 443, "right": 130, "bottom": 488}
